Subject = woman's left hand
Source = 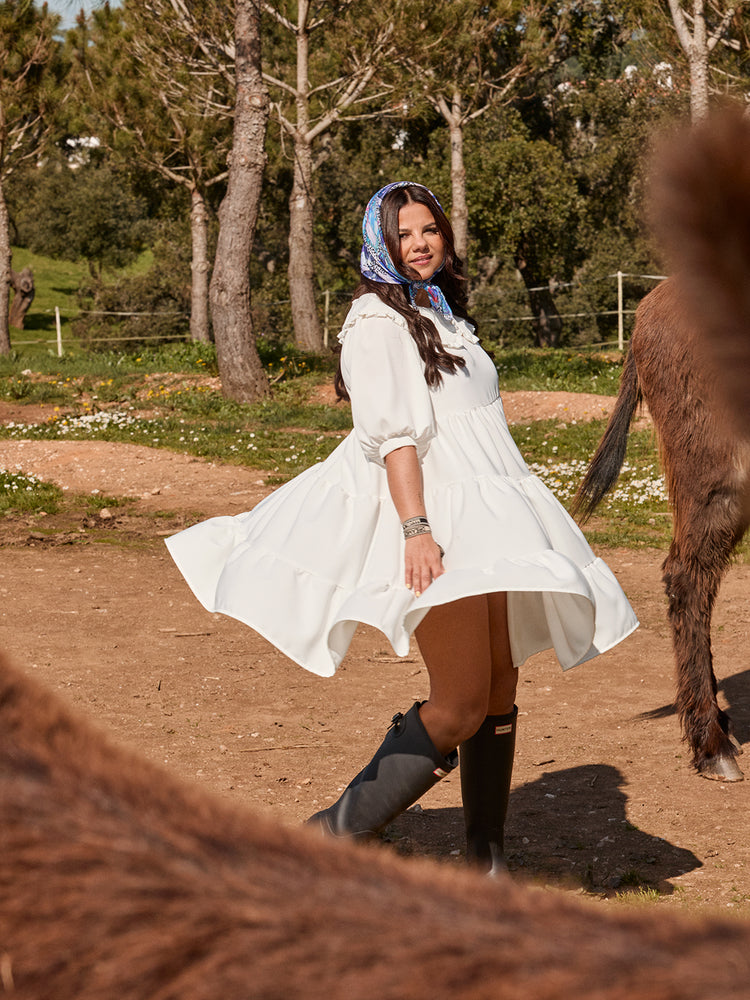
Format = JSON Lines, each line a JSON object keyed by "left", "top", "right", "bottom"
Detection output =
{"left": 404, "top": 533, "right": 445, "bottom": 596}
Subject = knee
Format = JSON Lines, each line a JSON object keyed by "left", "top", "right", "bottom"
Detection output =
{"left": 422, "top": 700, "right": 488, "bottom": 751}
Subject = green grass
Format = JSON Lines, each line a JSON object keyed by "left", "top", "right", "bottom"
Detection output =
{"left": 614, "top": 886, "right": 663, "bottom": 905}
{"left": 9, "top": 246, "right": 157, "bottom": 359}
{"left": 495, "top": 347, "right": 625, "bottom": 395}
{"left": 0, "top": 341, "right": 218, "bottom": 381}
{"left": 10, "top": 246, "right": 89, "bottom": 351}
{"left": 508, "top": 419, "right": 674, "bottom": 549}
{"left": 0, "top": 342, "right": 671, "bottom": 547}
{"left": 6, "top": 338, "right": 739, "bottom": 554}
{"left": 1, "top": 249, "right": 667, "bottom": 546}
{"left": 0, "top": 407, "right": 349, "bottom": 482}
{"left": 0, "top": 469, "right": 63, "bottom": 514}
{"left": 0, "top": 348, "right": 352, "bottom": 483}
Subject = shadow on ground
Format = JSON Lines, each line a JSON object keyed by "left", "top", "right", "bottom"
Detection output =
{"left": 635, "top": 667, "right": 750, "bottom": 752}
{"left": 387, "top": 762, "right": 701, "bottom": 897}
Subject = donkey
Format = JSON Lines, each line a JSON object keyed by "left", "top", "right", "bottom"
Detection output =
{"left": 2, "top": 647, "right": 750, "bottom": 1000}
{"left": 572, "top": 112, "right": 750, "bottom": 783}
{"left": 647, "top": 110, "right": 750, "bottom": 449}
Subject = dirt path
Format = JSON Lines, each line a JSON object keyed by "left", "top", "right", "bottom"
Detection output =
{"left": 2, "top": 391, "right": 748, "bottom": 914}
{"left": 0, "top": 390, "right": 648, "bottom": 515}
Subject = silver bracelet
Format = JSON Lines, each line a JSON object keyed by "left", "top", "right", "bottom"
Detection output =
{"left": 402, "top": 515, "right": 431, "bottom": 539}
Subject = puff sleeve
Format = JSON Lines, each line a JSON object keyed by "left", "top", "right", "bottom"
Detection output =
{"left": 339, "top": 301, "right": 436, "bottom": 467}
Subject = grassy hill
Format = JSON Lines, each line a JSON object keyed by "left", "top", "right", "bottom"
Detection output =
{"left": 9, "top": 247, "right": 155, "bottom": 357}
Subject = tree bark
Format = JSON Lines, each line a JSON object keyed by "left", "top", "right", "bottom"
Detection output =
{"left": 689, "top": 4, "right": 710, "bottom": 122}
{"left": 448, "top": 92, "right": 469, "bottom": 271}
{"left": 515, "top": 241, "right": 563, "bottom": 348}
{"left": 287, "top": 0, "right": 324, "bottom": 354}
{"left": 0, "top": 184, "right": 11, "bottom": 355}
{"left": 288, "top": 137, "right": 323, "bottom": 352}
{"left": 9, "top": 267, "right": 35, "bottom": 329}
{"left": 666, "top": 0, "right": 711, "bottom": 122}
{"left": 190, "top": 188, "right": 211, "bottom": 343}
{"left": 209, "top": 0, "right": 270, "bottom": 402}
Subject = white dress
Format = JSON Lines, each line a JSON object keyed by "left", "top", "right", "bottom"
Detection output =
{"left": 166, "top": 294, "right": 638, "bottom": 678}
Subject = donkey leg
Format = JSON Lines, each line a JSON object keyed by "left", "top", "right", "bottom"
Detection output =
{"left": 663, "top": 539, "right": 743, "bottom": 782}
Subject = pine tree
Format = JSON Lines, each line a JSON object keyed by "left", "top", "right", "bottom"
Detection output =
{"left": 665, "top": 0, "right": 747, "bottom": 121}
{"left": 0, "top": 0, "right": 61, "bottom": 353}
{"left": 74, "top": 0, "right": 235, "bottom": 342}
{"left": 389, "top": 0, "right": 554, "bottom": 267}
{"left": 209, "top": 0, "right": 271, "bottom": 402}
{"left": 262, "top": 0, "right": 396, "bottom": 352}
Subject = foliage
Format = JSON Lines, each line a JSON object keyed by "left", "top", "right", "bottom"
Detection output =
{"left": 12, "top": 154, "right": 151, "bottom": 272}
{"left": 72, "top": 223, "right": 192, "bottom": 349}
{"left": 4, "top": 0, "right": 750, "bottom": 364}
{"left": 464, "top": 111, "right": 582, "bottom": 276}
{"left": 0, "top": 1, "right": 62, "bottom": 180}
{"left": 69, "top": 1, "right": 233, "bottom": 196}
{"left": 0, "top": 0, "right": 67, "bottom": 352}
{"left": 0, "top": 360, "right": 674, "bottom": 547}
{"left": 509, "top": 418, "right": 673, "bottom": 548}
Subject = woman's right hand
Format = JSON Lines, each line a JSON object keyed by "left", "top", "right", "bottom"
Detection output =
{"left": 404, "top": 534, "right": 445, "bottom": 597}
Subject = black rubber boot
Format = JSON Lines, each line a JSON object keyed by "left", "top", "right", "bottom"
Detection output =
{"left": 308, "top": 702, "right": 457, "bottom": 839}
{"left": 460, "top": 706, "right": 517, "bottom": 876}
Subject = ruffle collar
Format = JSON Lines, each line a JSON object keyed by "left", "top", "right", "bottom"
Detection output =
{"left": 337, "top": 293, "right": 479, "bottom": 349}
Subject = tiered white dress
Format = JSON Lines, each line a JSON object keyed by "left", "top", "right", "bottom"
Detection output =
{"left": 166, "top": 294, "right": 638, "bottom": 678}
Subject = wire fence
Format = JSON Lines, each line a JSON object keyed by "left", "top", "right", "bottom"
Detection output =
{"left": 11, "top": 270, "right": 668, "bottom": 356}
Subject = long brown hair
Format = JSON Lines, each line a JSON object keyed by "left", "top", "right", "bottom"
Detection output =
{"left": 335, "top": 185, "right": 478, "bottom": 401}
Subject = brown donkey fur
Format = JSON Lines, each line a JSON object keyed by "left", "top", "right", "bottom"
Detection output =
{"left": 573, "top": 111, "right": 750, "bottom": 782}
{"left": 2, "top": 648, "right": 750, "bottom": 1000}
{"left": 648, "top": 110, "right": 750, "bottom": 447}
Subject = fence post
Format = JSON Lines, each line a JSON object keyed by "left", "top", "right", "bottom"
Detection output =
{"left": 55, "top": 307, "right": 63, "bottom": 357}
{"left": 616, "top": 271, "right": 624, "bottom": 351}
{"left": 323, "top": 289, "right": 330, "bottom": 348}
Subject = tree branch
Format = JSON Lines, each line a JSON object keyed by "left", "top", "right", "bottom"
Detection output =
{"left": 707, "top": 5, "right": 737, "bottom": 51}
{"left": 262, "top": 2, "right": 297, "bottom": 34}
{"left": 667, "top": 0, "right": 694, "bottom": 54}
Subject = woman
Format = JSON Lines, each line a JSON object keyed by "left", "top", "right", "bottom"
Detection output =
{"left": 167, "top": 182, "right": 638, "bottom": 874}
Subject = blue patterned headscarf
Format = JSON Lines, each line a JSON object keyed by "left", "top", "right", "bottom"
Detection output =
{"left": 360, "top": 181, "right": 453, "bottom": 320}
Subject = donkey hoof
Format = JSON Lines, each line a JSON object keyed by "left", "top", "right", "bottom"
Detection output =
{"left": 699, "top": 754, "right": 744, "bottom": 782}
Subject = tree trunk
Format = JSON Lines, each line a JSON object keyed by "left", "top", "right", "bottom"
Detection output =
{"left": 689, "top": 7, "right": 710, "bottom": 122}
{"left": 209, "top": 0, "right": 270, "bottom": 403}
{"left": 448, "top": 92, "right": 468, "bottom": 271}
{"left": 9, "top": 267, "right": 35, "bottom": 329}
{"left": 515, "top": 242, "right": 563, "bottom": 348}
{"left": 689, "top": 48, "right": 710, "bottom": 121}
{"left": 667, "top": 0, "right": 711, "bottom": 123}
{"left": 0, "top": 183, "right": 11, "bottom": 355}
{"left": 288, "top": 139, "right": 324, "bottom": 352}
{"left": 190, "top": 188, "right": 211, "bottom": 343}
{"left": 287, "top": 1, "right": 324, "bottom": 354}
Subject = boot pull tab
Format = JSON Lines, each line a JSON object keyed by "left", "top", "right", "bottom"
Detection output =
{"left": 388, "top": 711, "right": 405, "bottom": 732}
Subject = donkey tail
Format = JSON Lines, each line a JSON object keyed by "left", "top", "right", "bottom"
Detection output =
{"left": 571, "top": 347, "right": 642, "bottom": 523}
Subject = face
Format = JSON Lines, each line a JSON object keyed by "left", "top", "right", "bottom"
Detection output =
{"left": 397, "top": 200, "right": 445, "bottom": 281}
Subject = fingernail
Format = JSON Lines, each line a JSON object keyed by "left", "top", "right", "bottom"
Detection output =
{"left": 415, "top": 590, "right": 421, "bottom": 597}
